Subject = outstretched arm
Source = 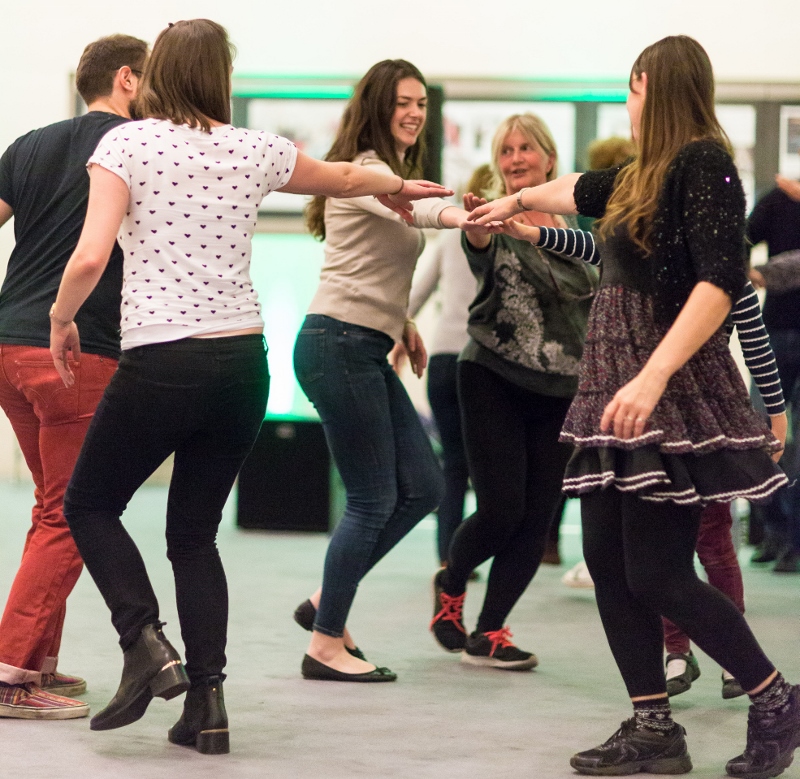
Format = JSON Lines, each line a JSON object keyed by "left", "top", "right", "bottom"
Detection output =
{"left": 279, "top": 151, "right": 452, "bottom": 224}
{"left": 467, "top": 173, "right": 581, "bottom": 225}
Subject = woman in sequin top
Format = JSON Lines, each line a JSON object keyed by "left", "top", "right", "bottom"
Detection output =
{"left": 469, "top": 35, "right": 798, "bottom": 779}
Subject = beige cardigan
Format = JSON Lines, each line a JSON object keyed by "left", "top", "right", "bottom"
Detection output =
{"left": 307, "top": 151, "right": 453, "bottom": 341}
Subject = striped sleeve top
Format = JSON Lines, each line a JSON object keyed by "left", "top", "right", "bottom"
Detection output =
{"left": 535, "top": 226, "right": 786, "bottom": 415}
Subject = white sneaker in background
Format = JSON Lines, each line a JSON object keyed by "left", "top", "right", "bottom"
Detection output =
{"left": 562, "top": 560, "right": 594, "bottom": 589}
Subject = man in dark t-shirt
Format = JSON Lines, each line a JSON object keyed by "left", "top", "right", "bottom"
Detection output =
{"left": 0, "top": 34, "right": 148, "bottom": 719}
{"left": 746, "top": 178, "right": 800, "bottom": 573}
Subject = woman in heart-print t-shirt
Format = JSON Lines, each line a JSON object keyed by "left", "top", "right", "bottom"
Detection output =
{"left": 48, "top": 19, "right": 450, "bottom": 752}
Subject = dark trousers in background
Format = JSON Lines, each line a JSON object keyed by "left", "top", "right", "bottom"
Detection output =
{"left": 64, "top": 335, "right": 269, "bottom": 682}
{"left": 582, "top": 488, "right": 774, "bottom": 698}
{"left": 447, "top": 361, "right": 572, "bottom": 633}
{"left": 427, "top": 353, "right": 470, "bottom": 564}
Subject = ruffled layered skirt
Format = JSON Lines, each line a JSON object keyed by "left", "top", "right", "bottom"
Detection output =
{"left": 560, "top": 286, "right": 786, "bottom": 505}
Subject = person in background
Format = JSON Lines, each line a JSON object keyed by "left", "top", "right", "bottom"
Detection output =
{"left": 469, "top": 35, "right": 798, "bottom": 779}
{"left": 49, "top": 24, "right": 450, "bottom": 752}
{"left": 293, "top": 59, "right": 484, "bottom": 683}
{"left": 0, "top": 33, "right": 148, "bottom": 720}
{"left": 746, "top": 158, "right": 800, "bottom": 574}
{"left": 394, "top": 163, "right": 491, "bottom": 569}
{"left": 429, "top": 113, "right": 597, "bottom": 670}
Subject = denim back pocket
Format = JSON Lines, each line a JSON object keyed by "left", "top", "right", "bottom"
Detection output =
{"left": 293, "top": 328, "right": 326, "bottom": 385}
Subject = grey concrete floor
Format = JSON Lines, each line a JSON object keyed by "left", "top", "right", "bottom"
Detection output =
{"left": 0, "top": 482, "right": 798, "bottom": 779}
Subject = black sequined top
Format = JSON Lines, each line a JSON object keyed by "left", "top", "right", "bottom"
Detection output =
{"left": 573, "top": 140, "right": 748, "bottom": 324}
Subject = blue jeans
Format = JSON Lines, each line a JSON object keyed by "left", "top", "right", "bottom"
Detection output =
{"left": 294, "top": 315, "right": 443, "bottom": 637}
{"left": 64, "top": 335, "right": 269, "bottom": 680}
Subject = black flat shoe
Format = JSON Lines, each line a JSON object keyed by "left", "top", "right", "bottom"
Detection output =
{"left": 300, "top": 654, "right": 396, "bottom": 683}
{"left": 91, "top": 622, "right": 189, "bottom": 731}
{"left": 168, "top": 675, "right": 229, "bottom": 755}
{"left": 293, "top": 600, "right": 368, "bottom": 661}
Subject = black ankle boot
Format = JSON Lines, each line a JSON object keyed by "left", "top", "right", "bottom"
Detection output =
{"left": 168, "top": 676, "right": 229, "bottom": 755}
{"left": 90, "top": 622, "right": 190, "bottom": 731}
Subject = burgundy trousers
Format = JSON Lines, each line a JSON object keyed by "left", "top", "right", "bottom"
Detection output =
{"left": 0, "top": 345, "right": 117, "bottom": 683}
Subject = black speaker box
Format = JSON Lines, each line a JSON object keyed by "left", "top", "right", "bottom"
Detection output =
{"left": 237, "top": 419, "right": 330, "bottom": 532}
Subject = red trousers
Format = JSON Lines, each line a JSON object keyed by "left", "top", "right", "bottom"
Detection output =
{"left": 0, "top": 345, "right": 117, "bottom": 683}
{"left": 662, "top": 501, "right": 745, "bottom": 655}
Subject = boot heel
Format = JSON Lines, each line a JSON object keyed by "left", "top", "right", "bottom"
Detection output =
{"left": 196, "top": 728, "right": 230, "bottom": 755}
{"left": 149, "top": 661, "right": 190, "bottom": 700}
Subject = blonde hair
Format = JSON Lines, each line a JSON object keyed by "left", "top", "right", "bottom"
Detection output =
{"left": 587, "top": 136, "right": 635, "bottom": 171}
{"left": 598, "top": 36, "right": 731, "bottom": 253}
{"left": 487, "top": 113, "right": 558, "bottom": 199}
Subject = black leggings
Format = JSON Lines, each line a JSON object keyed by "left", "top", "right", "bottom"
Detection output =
{"left": 581, "top": 488, "right": 775, "bottom": 697}
{"left": 446, "top": 361, "right": 572, "bottom": 633}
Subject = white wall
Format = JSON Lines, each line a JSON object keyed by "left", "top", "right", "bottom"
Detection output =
{"left": 0, "top": 0, "right": 798, "bottom": 478}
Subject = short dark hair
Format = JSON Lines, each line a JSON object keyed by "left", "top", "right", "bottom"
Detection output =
{"left": 75, "top": 34, "right": 149, "bottom": 105}
{"left": 135, "top": 19, "right": 234, "bottom": 133}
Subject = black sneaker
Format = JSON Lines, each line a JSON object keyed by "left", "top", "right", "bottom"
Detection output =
{"left": 726, "top": 684, "right": 800, "bottom": 779}
{"left": 571, "top": 718, "right": 692, "bottom": 775}
{"left": 666, "top": 651, "right": 701, "bottom": 697}
{"left": 430, "top": 569, "right": 467, "bottom": 653}
{"left": 461, "top": 627, "right": 538, "bottom": 671}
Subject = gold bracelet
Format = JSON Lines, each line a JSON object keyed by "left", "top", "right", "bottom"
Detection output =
{"left": 49, "top": 303, "right": 72, "bottom": 328}
{"left": 392, "top": 176, "right": 404, "bottom": 195}
{"left": 516, "top": 187, "right": 529, "bottom": 212}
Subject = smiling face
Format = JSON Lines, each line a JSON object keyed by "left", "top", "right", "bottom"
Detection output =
{"left": 390, "top": 77, "right": 427, "bottom": 158}
{"left": 497, "top": 128, "right": 554, "bottom": 195}
{"left": 627, "top": 72, "right": 647, "bottom": 142}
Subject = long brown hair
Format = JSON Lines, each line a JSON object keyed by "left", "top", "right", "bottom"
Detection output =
{"left": 598, "top": 36, "right": 731, "bottom": 253}
{"left": 135, "top": 19, "right": 234, "bottom": 133}
{"left": 305, "top": 59, "right": 428, "bottom": 240}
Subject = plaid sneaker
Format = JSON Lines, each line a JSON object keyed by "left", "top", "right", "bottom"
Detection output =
{"left": 571, "top": 718, "right": 692, "bottom": 775}
{"left": 41, "top": 672, "right": 87, "bottom": 698}
{"left": 726, "top": 684, "right": 800, "bottom": 779}
{"left": 430, "top": 569, "right": 467, "bottom": 653}
{"left": 461, "top": 627, "right": 538, "bottom": 670}
{"left": 0, "top": 683, "right": 89, "bottom": 720}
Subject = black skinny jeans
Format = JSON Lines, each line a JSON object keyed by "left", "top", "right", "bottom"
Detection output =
{"left": 427, "top": 354, "right": 470, "bottom": 564}
{"left": 582, "top": 488, "right": 775, "bottom": 698}
{"left": 446, "top": 361, "right": 572, "bottom": 633}
{"left": 64, "top": 335, "right": 269, "bottom": 682}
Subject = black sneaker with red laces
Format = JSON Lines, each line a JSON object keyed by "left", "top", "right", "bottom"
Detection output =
{"left": 570, "top": 718, "right": 692, "bottom": 776}
{"left": 726, "top": 684, "right": 800, "bottom": 779}
{"left": 461, "top": 627, "right": 538, "bottom": 671}
{"left": 430, "top": 568, "right": 467, "bottom": 652}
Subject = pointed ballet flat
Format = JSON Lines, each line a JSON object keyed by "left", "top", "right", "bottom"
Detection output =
{"left": 300, "top": 654, "right": 396, "bottom": 683}
{"left": 293, "top": 600, "right": 368, "bottom": 661}
{"left": 168, "top": 675, "right": 229, "bottom": 755}
{"left": 91, "top": 622, "right": 189, "bottom": 731}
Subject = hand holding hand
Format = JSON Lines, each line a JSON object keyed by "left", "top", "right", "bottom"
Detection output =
{"left": 50, "top": 321, "right": 81, "bottom": 387}
{"left": 467, "top": 193, "right": 522, "bottom": 225}
{"left": 377, "top": 180, "right": 454, "bottom": 225}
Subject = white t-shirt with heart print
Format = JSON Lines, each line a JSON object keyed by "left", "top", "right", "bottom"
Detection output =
{"left": 89, "top": 118, "right": 297, "bottom": 349}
